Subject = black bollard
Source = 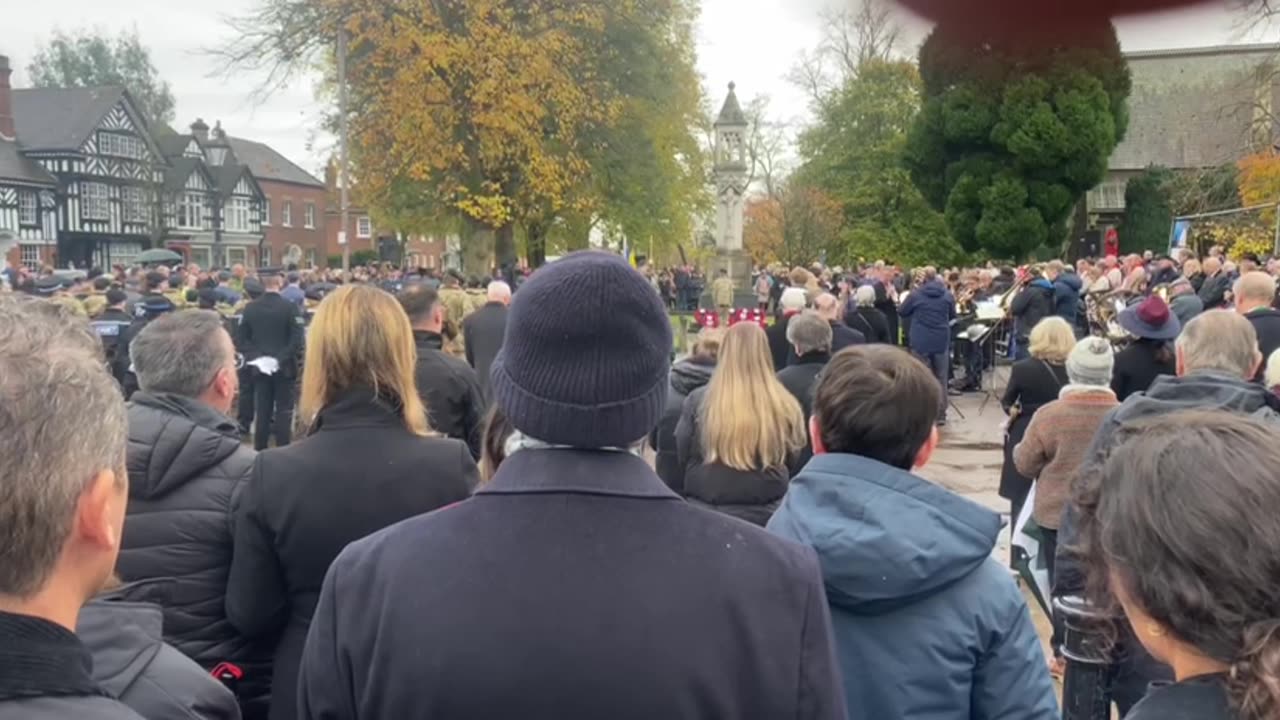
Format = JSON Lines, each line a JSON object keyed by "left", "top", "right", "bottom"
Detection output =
{"left": 1055, "top": 595, "right": 1116, "bottom": 720}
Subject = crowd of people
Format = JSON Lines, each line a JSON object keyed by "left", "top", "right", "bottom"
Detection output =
{"left": 2, "top": 245, "right": 1280, "bottom": 720}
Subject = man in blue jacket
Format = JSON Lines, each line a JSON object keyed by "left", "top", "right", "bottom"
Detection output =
{"left": 1046, "top": 259, "right": 1083, "bottom": 327}
{"left": 898, "top": 267, "right": 955, "bottom": 424}
{"left": 768, "top": 345, "right": 1059, "bottom": 720}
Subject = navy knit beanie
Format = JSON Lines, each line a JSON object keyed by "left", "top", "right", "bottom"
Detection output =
{"left": 490, "top": 251, "right": 671, "bottom": 448}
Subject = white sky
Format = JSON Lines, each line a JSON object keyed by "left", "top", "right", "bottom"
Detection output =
{"left": 3, "top": 0, "right": 1275, "bottom": 177}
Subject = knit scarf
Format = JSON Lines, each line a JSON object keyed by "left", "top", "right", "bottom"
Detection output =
{"left": 503, "top": 430, "right": 643, "bottom": 459}
{"left": 0, "top": 610, "right": 105, "bottom": 702}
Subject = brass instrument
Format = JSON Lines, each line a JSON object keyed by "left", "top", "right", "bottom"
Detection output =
{"left": 998, "top": 276, "right": 1028, "bottom": 313}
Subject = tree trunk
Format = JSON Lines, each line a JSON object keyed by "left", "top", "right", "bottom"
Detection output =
{"left": 463, "top": 217, "right": 495, "bottom": 275}
{"left": 564, "top": 214, "right": 592, "bottom": 251}
{"left": 495, "top": 222, "right": 517, "bottom": 281}
{"left": 527, "top": 222, "right": 548, "bottom": 268}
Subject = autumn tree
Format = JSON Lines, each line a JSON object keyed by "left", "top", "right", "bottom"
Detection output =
{"left": 905, "top": 21, "right": 1131, "bottom": 259}
{"left": 743, "top": 184, "right": 843, "bottom": 267}
{"left": 223, "top": 0, "right": 704, "bottom": 271}
{"left": 29, "top": 27, "right": 175, "bottom": 123}
{"left": 1238, "top": 151, "right": 1280, "bottom": 225}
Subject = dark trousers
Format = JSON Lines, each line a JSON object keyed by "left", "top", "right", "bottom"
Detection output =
{"left": 236, "top": 367, "right": 256, "bottom": 435}
{"left": 252, "top": 373, "right": 296, "bottom": 451}
{"left": 915, "top": 349, "right": 949, "bottom": 420}
{"left": 1042, "top": 528, "right": 1063, "bottom": 653}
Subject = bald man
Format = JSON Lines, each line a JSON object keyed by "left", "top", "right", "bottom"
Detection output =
{"left": 462, "top": 281, "right": 512, "bottom": 400}
{"left": 1235, "top": 271, "right": 1280, "bottom": 382}
{"left": 1199, "top": 256, "right": 1231, "bottom": 309}
{"left": 814, "top": 292, "right": 866, "bottom": 355}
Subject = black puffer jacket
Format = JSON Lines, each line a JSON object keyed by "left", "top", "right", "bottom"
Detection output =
{"left": 117, "top": 392, "right": 269, "bottom": 716}
{"left": 652, "top": 357, "right": 715, "bottom": 492}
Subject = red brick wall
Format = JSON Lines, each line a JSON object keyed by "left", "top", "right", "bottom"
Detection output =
{"left": 259, "top": 179, "right": 328, "bottom": 267}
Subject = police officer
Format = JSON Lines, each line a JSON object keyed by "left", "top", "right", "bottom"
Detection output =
{"left": 232, "top": 277, "right": 265, "bottom": 436}
{"left": 116, "top": 287, "right": 176, "bottom": 397}
{"left": 239, "top": 268, "right": 304, "bottom": 450}
{"left": 93, "top": 288, "right": 134, "bottom": 384}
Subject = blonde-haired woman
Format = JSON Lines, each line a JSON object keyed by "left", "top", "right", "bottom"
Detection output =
{"left": 675, "top": 322, "right": 807, "bottom": 526}
{"left": 227, "top": 285, "right": 476, "bottom": 720}
{"left": 999, "top": 316, "right": 1073, "bottom": 567}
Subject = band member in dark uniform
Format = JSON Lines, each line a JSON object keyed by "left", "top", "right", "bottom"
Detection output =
{"left": 239, "top": 268, "right": 305, "bottom": 450}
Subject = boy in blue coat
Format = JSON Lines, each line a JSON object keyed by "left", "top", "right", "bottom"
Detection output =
{"left": 768, "top": 345, "right": 1059, "bottom": 720}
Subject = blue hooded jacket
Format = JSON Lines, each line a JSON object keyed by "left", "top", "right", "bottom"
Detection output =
{"left": 769, "top": 454, "right": 1058, "bottom": 720}
{"left": 1052, "top": 272, "right": 1083, "bottom": 323}
{"left": 899, "top": 281, "right": 955, "bottom": 356}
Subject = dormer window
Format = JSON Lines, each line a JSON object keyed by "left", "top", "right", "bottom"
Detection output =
{"left": 99, "top": 131, "right": 144, "bottom": 159}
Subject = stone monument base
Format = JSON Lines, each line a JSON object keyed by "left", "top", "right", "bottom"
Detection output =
{"left": 703, "top": 248, "right": 756, "bottom": 309}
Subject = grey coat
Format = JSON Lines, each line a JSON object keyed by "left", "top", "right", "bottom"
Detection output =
{"left": 0, "top": 695, "right": 143, "bottom": 720}
{"left": 78, "top": 586, "right": 240, "bottom": 720}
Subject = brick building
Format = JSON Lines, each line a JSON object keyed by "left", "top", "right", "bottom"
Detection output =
{"left": 227, "top": 136, "right": 327, "bottom": 268}
{"left": 320, "top": 162, "right": 450, "bottom": 268}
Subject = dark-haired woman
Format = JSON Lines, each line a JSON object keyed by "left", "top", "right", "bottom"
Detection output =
{"left": 1076, "top": 410, "right": 1280, "bottom": 720}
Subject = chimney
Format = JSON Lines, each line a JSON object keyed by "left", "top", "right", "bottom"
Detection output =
{"left": 0, "top": 55, "right": 14, "bottom": 141}
{"left": 190, "top": 118, "right": 209, "bottom": 142}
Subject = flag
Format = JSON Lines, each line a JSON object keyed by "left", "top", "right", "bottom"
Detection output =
{"left": 621, "top": 238, "right": 637, "bottom": 268}
{"left": 1012, "top": 482, "right": 1052, "bottom": 617}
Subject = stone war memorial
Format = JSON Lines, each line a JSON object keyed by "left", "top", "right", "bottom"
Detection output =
{"left": 708, "top": 82, "right": 754, "bottom": 308}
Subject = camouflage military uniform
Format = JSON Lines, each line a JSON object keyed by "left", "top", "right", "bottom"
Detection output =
{"left": 439, "top": 286, "right": 470, "bottom": 356}
{"left": 164, "top": 289, "right": 189, "bottom": 310}
{"left": 50, "top": 294, "right": 88, "bottom": 318}
{"left": 82, "top": 292, "right": 107, "bottom": 318}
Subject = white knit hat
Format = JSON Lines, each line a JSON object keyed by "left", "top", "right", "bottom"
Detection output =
{"left": 1066, "top": 337, "right": 1115, "bottom": 387}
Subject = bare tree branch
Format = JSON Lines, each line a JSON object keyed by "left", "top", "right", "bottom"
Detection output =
{"left": 787, "top": 0, "right": 902, "bottom": 109}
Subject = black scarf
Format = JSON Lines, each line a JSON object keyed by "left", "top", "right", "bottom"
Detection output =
{"left": 0, "top": 610, "right": 105, "bottom": 702}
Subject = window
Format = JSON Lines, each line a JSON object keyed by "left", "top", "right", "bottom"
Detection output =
{"left": 262, "top": 197, "right": 271, "bottom": 226}
{"left": 19, "top": 244, "right": 41, "bottom": 269}
{"left": 304, "top": 202, "right": 315, "bottom": 229}
{"left": 82, "top": 182, "right": 109, "bottom": 220}
{"left": 225, "top": 197, "right": 251, "bottom": 232}
{"left": 356, "top": 216, "right": 372, "bottom": 238}
{"left": 121, "top": 186, "right": 147, "bottom": 223}
{"left": 261, "top": 245, "right": 272, "bottom": 265}
{"left": 305, "top": 248, "right": 316, "bottom": 268}
{"left": 179, "top": 192, "right": 205, "bottom": 229}
{"left": 226, "top": 247, "right": 247, "bottom": 266}
{"left": 281, "top": 201, "right": 292, "bottom": 227}
{"left": 98, "top": 132, "right": 144, "bottom": 159}
{"left": 1087, "top": 181, "right": 1127, "bottom": 212}
{"left": 111, "top": 242, "right": 143, "bottom": 267}
{"left": 190, "top": 247, "right": 212, "bottom": 269}
{"left": 18, "top": 190, "right": 37, "bottom": 225}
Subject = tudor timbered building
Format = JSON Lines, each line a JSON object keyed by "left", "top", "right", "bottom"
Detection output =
{"left": 0, "top": 56, "right": 59, "bottom": 269}
{"left": 11, "top": 86, "right": 165, "bottom": 269}
{"left": 154, "top": 119, "right": 264, "bottom": 268}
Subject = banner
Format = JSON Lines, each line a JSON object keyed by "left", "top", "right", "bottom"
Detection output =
{"left": 1169, "top": 219, "right": 1192, "bottom": 252}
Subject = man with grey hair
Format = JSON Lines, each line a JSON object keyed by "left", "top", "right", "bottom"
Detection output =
{"left": 1056, "top": 309, "right": 1278, "bottom": 713}
{"left": 778, "top": 312, "right": 835, "bottom": 470}
{"left": 462, "top": 280, "right": 511, "bottom": 400}
{"left": 813, "top": 293, "right": 865, "bottom": 355}
{"left": 1234, "top": 271, "right": 1280, "bottom": 382}
{"left": 119, "top": 310, "right": 269, "bottom": 717}
{"left": 0, "top": 297, "right": 139, "bottom": 718}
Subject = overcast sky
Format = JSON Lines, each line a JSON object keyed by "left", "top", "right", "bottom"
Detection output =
{"left": 3, "top": 0, "right": 1275, "bottom": 177}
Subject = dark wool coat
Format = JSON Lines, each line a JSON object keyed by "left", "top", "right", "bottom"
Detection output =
{"left": 298, "top": 449, "right": 847, "bottom": 720}
{"left": 766, "top": 311, "right": 798, "bottom": 372}
{"left": 412, "top": 330, "right": 486, "bottom": 458}
{"left": 777, "top": 352, "right": 830, "bottom": 470}
{"left": 462, "top": 301, "right": 508, "bottom": 398}
{"left": 1010, "top": 280, "right": 1055, "bottom": 342}
{"left": 1247, "top": 307, "right": 1280, "bottom": 382}
{"left": 1111, "top": 339, "right": 1176, "bottom": 402}
{"left": 675, "top": 385, "right": 797, "bottom": 525}
{"left": 846, "top": 306, "right": 891, "bottom": 344}
{"left": 999, "top": 359, "right": 1068, "bottom": 502}
{"left": 226, "top": 387, "right": 476, "bottom": 720}
{"left": 899, "top": 281, "right": 955, "bottom": 356}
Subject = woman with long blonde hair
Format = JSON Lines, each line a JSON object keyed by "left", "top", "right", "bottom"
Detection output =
{"left": 226, "top": 284, "right": 476, "bottom": 720}
{"left": 675, "top": 322, "right": 806, "bottom": 526}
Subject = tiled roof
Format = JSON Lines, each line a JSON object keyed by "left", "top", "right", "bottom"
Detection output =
{"left": 0, "top": 138, "right": 56, "bottom": 186}
{"left": 226, "top": 136, "right": 322, "bottom": 188}
{"left": 11, "top": 86, "right": 126, "bottom": 152}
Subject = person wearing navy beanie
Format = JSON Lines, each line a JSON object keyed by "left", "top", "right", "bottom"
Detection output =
{"left": 297, "top": 250, "right": 847, "bottom": 720}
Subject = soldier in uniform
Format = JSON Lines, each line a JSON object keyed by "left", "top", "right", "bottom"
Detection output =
{"left": 239, "top": 268, "right": 305, "bottom": 450}
{"left": 231, "top": 277, "right": 265, "bottom": 436}
{"left": 82, "top": 276, "right": 113, "bottom": 318}
{"left": 33, "top": 276, "right": 89, "bottom": 318}
{"left": 439, "top": 271, "right": 471, "bottom": 356}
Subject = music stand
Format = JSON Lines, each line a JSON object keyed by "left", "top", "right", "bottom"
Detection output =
{"left": 978, "top": 318, "right": 1013, "bottom": 415}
